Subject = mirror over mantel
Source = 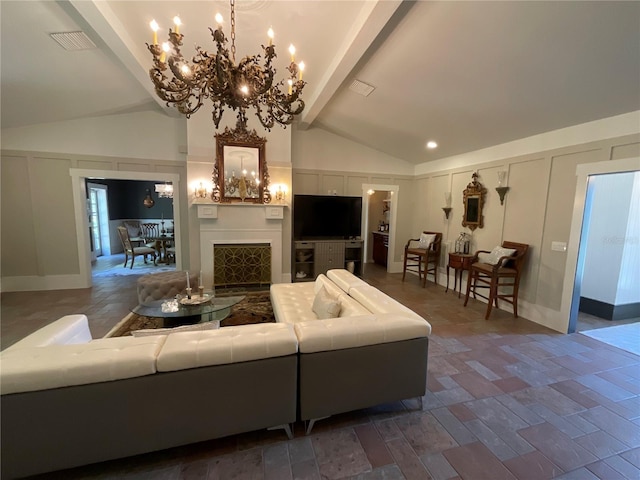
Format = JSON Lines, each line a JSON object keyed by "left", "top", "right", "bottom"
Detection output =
{"left": 212, "top": 126, "right": 272, "bottom": 204}
{"left": 462, "top": 172, "right": 486, "bottom": 231}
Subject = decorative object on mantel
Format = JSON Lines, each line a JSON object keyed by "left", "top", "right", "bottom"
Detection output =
{"left": 143, "top": 189, "right": 155, "bottom": 208}
{"left": 146, "top": 0, "right": 306, "bottom": 133}
{"left": 442, "top": 191, "right": 452, "bottom": 219}
{"left": 462, "top": 172, "right": 486, "bottom": 231}
{"left": 495, "top": 170, "right": 510, "bottom": 205}
{"left": 212, "top": 125, "right": 272, "bottom": 204}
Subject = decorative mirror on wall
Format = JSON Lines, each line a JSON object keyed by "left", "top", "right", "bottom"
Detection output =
{"left": 212, "top": 126, "right": 271, "bottom": 203}
{"left": 462, "top": 172, "right": 486, "bottom": 230}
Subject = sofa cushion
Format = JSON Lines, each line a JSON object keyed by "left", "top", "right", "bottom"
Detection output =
{"left": 326, "top": 269, "right": 368, "bottom": 293}
{"left": 271, "top": 281, "right": 370, "bottom": 324}
{"left": 271, "top": 282, "right": 318, "bottom": 324}
{"left": 312, "top": 286, "right": 342, "bottom": 319}
{"left": 156, "top": 323, "right": 298, "bottom": 372}
{"left": 3, "top": 315, "right": 92, "bottom": 352}
{"left": 294, "top": 314, "right": 430, "bottom": 354}
{"left": 0, "top": 336, "right": 166, "bottom": 395}
{"left": 349, "top": 285, "right": 425, "bottom": 322}
{"left": 314, "top": 273, "right": 344, "bottom": 298}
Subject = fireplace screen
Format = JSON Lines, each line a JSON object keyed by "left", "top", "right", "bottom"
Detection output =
{"left": 213, "top": 243, "right": 271, "bottom": 289}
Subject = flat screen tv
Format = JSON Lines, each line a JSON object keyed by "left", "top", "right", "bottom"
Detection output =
{"left": 294, "top": 194, "right": 362, "bottom": 240}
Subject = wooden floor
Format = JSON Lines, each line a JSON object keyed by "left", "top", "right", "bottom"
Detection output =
{"left": 1, "top": 263, "right": 639, "bottom": 479}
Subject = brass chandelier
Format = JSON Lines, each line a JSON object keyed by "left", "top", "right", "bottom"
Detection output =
{"left": 147, "top": 0, "right": 306, "bottom": 131}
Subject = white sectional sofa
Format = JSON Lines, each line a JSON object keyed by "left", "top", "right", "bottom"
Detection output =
{"left": 270, "top": 269, "right": 431, "bottom": 432}
{"left": 0, "top": 315, "right": 299, "bottom": 479}
{"left": 1, "top": 269, "right": 431, "bottom": 477}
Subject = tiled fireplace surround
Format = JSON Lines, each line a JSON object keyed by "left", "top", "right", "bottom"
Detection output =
{"left": 197, "top": 203, "right": 286, "bottom": 290}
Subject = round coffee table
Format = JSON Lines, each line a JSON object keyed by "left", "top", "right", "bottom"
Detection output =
{"left": 131, "top": 294, "right": 245, "bottom": 328}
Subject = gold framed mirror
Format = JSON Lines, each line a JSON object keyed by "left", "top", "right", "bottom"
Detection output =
{"left": 462, "top": 172, "right": 486, "bottom": 231}
{"left": 212, "top": 126, "right": 271, "bottom": 203}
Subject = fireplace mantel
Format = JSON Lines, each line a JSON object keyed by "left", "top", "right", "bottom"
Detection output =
{"left": 195, "top": 202, "right": 285, "bottom": 220}
{"left": 196, "top": 202, "right": 288, "bottom": 289}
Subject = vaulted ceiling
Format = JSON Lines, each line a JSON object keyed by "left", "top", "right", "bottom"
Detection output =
{"left": 2, "top": 1, "right": 639, "bottom": 164}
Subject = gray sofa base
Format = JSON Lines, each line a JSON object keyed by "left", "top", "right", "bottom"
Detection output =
{"left": 1, "top": 355, "right": 297, "bottom": 479}
{"left": 298, "top": 337, "right": 429, "bottom": 423}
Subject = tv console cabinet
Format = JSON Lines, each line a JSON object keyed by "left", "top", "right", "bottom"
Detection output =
{"left": 293, "top": 240, "right": 363, "bottom": 282}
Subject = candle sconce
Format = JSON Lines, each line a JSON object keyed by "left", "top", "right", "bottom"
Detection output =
{"left": 442, "top": 192, "right": 452, "bottom": 219}
{"left": 495, "top": 171, "right": 510, "bottom": 206}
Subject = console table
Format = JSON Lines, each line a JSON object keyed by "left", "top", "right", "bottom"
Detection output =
{"left": 446, "top": 253, "right": 474, "bottom": 298}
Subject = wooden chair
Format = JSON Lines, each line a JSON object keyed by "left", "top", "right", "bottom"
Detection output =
{"left": 402, "top": 231, "right": 442, "bottom": 287}
{"left": 116, "top": 226, "right": 157, "bottom": 269}
{"left": 123, "top": 220, "right": 143, "bottom": 247}
{"left": 464, "top": 241, "right": 529, "bottom": 320}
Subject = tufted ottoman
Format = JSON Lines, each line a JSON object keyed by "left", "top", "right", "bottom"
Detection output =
{"left": 137, "top": 271, "right": 199, "bottom": 306}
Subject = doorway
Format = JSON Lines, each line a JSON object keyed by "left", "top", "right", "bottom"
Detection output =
{"left": 361, "top": 184, "right": 399, "bottom": 273}
{"left": 561, "top": 157, "right": 640, "bottom": 334}
{"left": 70, "top": 169, "right": 182, "bottom": 288}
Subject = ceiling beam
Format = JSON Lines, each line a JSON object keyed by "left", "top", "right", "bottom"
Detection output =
{"left": 297, "top": 0, "right": 402, "bottom": 130}
{"left": 68, "top": 0, "right": 177, "bottom": 116}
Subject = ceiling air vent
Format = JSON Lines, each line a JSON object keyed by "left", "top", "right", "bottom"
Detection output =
{"left": 49, "top": 31, "right": 96, "bottom": 51}
{"left": 349, "top": 79, "right": 375, "bottom": 97}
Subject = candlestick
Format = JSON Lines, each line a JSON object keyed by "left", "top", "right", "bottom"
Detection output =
{"left": 199, "top": 271, "right": 203, "bottom": 287}
{"left": 186, "top": 271, "right": 190, "bottom": 289}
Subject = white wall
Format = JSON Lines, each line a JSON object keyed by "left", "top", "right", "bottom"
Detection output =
{"left": 618, "top": 173, "right": 640, "bottom": 305}
{"left": 293, "top": 126, "right": 415, "bottom": 176}
{"left": 581, "top": 172, "right": 635, "bottom": 304}
{"left": 1, "top": 111, "right": 187, "bottom": 162}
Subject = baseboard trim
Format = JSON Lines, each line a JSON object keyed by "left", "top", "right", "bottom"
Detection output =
{"left": 580, "top": 297, "right": 640, "bottom": 321}
{"left": 1, "top": 274, "right": 90, "bottom": 292}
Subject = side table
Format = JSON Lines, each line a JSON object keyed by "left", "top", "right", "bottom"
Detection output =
{"left": 446, "top": 253, "right": 474, "bottom": 298}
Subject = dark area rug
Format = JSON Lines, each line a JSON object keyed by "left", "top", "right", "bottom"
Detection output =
{"left": 107, "top": 291, "right": 274, "bottom": 337}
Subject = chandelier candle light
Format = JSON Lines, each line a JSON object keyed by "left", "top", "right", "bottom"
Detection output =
{"left": 147, "top": 0, "right": 307, "bottom": 131}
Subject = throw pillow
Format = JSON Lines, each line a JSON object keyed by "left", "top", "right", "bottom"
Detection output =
{"left": 478, "top": 246, "right": 517, "bottom": 266}
{"left": 418, "top": 233, "right": 436, "bottom": 250}
{"left": 312, "top": 286, "right": 342, "bottom": 320}
{"left": 131, "top": 321, "right": 219, "bottom": 337}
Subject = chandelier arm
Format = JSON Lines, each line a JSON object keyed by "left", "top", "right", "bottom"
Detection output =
{"left": 147, "top": 0, "right": 306, "bottom": 132}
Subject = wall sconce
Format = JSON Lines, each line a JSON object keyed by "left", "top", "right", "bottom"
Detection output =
{"left": 495, "top": 171, "right": 510, "bottom": 205}
{"left": 442, "top": 191, "right": 452, "bottom": 219}
{"left": 143, "top": 189, "right": 155, "bottom": 208}
{"left": 270, "top": 183, "right": 288, "bottom": 203}
{"left": 194, "top": 182, "right": 208, "bottom": 199}
{"left": 367, "top": 189, "right": 375, "bottom": 196}
{"left": 191, "top": 180, "right": 213, "bottom": 202}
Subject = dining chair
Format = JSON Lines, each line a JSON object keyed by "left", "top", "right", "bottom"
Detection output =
{"left": 123, "top": 220, "right": 144, "bottom": 247}
{"left": 116, "top": 226, "right": 157, "bottom": 269}
{"left": 464, "top": 241, "right": 529, "bottom": 319}
{"left": 402, "top": 231, "right": 442, "bottom": 287}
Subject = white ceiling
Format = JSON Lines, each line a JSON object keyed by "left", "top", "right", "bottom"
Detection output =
{"left": 2, "top": 1, "right": 639, "bottom": 164}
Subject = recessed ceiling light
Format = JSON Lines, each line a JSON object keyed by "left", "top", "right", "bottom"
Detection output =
{"left": 426, "top": 141, "right": 438, "bottom": 149}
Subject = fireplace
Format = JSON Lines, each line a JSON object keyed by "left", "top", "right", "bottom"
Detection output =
{"left": 213, "top": 243, "right": 271, "bottom": 289}
{"left": 198, "top": 204, "right": 286, "bottom": 289}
